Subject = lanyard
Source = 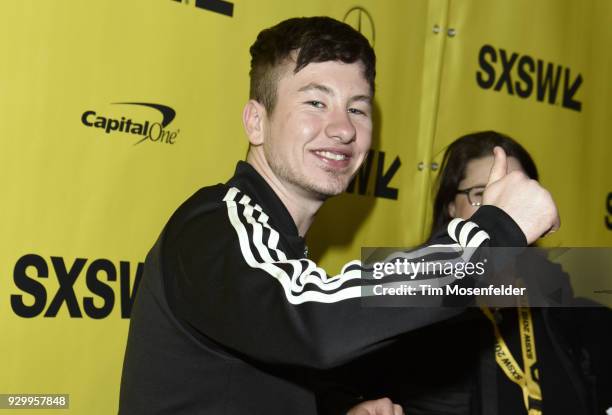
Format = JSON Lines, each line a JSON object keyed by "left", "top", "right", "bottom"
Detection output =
{"left": 480, "top": 283, "right": 543, "bottom": 415}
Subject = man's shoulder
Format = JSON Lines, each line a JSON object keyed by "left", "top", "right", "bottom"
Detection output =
{"left": 177, "top": 183, "right": 229, "bottom": 215}
{"left": 163, "top": 183, "right": 233, "bottom": 247}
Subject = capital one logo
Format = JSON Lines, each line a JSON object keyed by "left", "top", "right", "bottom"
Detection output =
{"left": 81, "top": 102, "right": 180, "bottom": 146}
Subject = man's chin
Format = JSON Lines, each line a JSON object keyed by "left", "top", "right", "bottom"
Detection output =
{"left": 305, "top": 179, "right": 349, "bottom": 200}
{"left": 286, "top": 168, "right": 351, "bottom": 200}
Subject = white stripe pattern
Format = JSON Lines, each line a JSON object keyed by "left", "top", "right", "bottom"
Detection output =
{"left": 222, "top": 187, "right": 491, "bottom": 304}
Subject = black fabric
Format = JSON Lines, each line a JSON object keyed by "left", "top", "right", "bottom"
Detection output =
{"left": 318, "top": 253, "right": 608, "bottom": 415}
{"left": 478, "top": 336, "right": 498, "bottom": 415}
{"left": 119, "top": 161, "right": 527, "bottom": 414}
{"left": 468, "top": 205, "right": 527, "bottom": 248}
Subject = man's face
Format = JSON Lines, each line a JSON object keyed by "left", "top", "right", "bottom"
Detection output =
{"left": 262, "top": 60, "right": 373, "bottom": 200}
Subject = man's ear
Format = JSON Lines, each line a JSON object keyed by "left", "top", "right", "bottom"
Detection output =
{"left": 242, "top": 100, "right": 266, "bottom": 146}
{"left": 448, "top": 201, "right": 456, "bottom": 218}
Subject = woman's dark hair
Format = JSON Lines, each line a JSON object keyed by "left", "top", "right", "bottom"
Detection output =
{"left": 430, "top": 131, "right": 539, "bottom": 238}
{"left": 249, "top": 16, "right": 375, "bottom": 114}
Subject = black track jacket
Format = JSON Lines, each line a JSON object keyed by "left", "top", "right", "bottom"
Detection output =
{"left": 119, "top": 161, "right": 526, "bottom": 414}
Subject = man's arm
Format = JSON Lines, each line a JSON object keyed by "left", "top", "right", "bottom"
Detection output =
{"left": 160, "top": 185, "right": 525, "bottom": 370}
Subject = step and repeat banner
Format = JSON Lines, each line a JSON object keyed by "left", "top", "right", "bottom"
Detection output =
{"left": 425, "top": 0, "right": 612, "bottom": 300}
{"left": 1, "top": 0, "right": 610, "bottom": 413}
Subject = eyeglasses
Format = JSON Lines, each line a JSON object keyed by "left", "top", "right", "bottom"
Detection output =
{"left": 456, "top": 185, "right": 485, "bottom": 206}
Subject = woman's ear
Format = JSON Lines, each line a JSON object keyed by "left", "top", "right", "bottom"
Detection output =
{"left": 448, "top": 201, "right": 456, "bottom": 218}
{"left": 242, "top": 100, "right": 266, "bottom": 146}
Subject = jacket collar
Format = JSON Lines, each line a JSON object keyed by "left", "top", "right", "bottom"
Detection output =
{"left": 226, "top": 161, "right": 307, "bottom": 258}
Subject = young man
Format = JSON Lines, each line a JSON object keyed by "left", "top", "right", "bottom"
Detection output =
{"left": 119, "top": 17, "right": 559, "bottom": 414}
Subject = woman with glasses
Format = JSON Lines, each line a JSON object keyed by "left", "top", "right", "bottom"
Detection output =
{"left": 417, "top": 131, "right": 601, "bottom": 415}
{"left": 430, "top": 131, "right": 538, "bottom": 238}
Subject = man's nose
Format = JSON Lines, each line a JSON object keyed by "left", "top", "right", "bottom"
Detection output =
{"left": 325, "top": 109, "right": 356, "bottom": 144}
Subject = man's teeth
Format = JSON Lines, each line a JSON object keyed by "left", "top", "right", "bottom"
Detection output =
{"left": 315, "top": 150, "right": 347, "bottom": 161}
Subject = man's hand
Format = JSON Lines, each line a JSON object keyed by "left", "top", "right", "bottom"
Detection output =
{"left": 346, "top": 397, "right": 404, "bottom": 415}
{"left": 483, "top": 146, "right": 560, "bottom": 244}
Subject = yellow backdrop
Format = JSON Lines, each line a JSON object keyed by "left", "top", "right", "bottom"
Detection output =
{"left": 1, "top": 0, "right": 610, "bottom": 413}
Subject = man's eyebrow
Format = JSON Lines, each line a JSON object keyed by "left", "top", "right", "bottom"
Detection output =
{"left": 298, "top": 83, "right": 334, "bottom": 95}
{"left": 298, "top": 83, "right": 372, "bottom": 104}
{"left": 349, "top": 94, "right": 372, "bottom": 105}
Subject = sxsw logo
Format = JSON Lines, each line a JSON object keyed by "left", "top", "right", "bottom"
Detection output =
{"left": 11, "top": 254, "right": 143, "bottom": 319}
{"left": 476, "top": 44, "right": 583, "bottom": 112}
{"left": 81, "top": 102, "right": 180, "bottom": 146}
{"left": 346, "top": 150, "right": 401, "bottom": 200}
{"left": 171, "top": 0, "right": 234, "bottom": 17}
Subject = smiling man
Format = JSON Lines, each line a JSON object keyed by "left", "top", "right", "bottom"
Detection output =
{"left": 119, "top": 17, "right": 559, "bottom": 415}
{"left": 244, "top": 60, "right": 373, "bottom": 235}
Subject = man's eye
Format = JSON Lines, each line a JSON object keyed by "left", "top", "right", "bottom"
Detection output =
{"left": 348, "top": 108, "right": 365, "bottom": 115}
{"left": 307, "top": 101, "right": 325, "bottom": 108}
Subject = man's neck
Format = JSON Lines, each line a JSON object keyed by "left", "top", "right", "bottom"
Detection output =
{"left": 246, "top": 153, "right": 323, "bottom": 237}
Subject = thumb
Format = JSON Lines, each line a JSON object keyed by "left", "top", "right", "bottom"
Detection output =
{"left": 487, "top": 146, "right": 508, "bottom": 185}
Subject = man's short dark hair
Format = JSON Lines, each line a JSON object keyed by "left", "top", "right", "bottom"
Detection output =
{"left": 249, "top": 16, "right": 376, "bottom": 114}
